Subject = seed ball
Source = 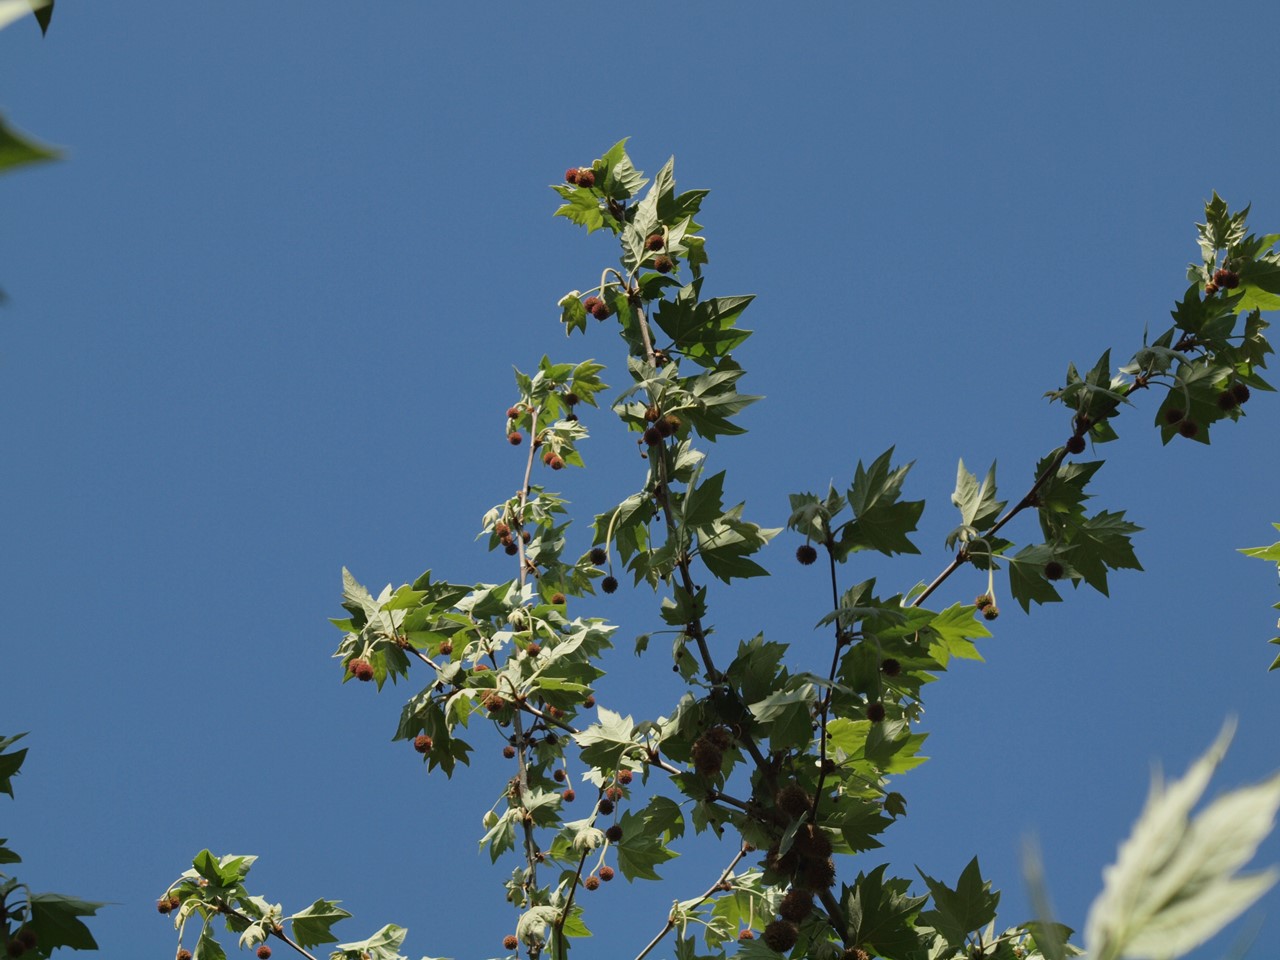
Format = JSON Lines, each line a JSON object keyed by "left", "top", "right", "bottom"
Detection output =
{"left": 508, "top": 431, "right": 523, "bottom": 445}
{"left": 178, "top": 951, "right": 193, "bottom": 960}
{"left": 796, "top": 544, "right": 818, "bottom": 565}
{"left": 1065, "top": 435, "right": 1086, "bottom": 455}
{"left": 506, "top": 405, "right": 520, "bottom": 419}
{"left": 583, "top": 695, "right": 596, "bottom": 708}
{"left": 576, "top": 168, "right": 596, "bottom": 188}
{"left": 599, "top": 865, "right": 615, "bottom": 881}
{"left": 738, "top": 929, "right": 755, "bottom": 941}
{"left": 779, "top": 888, "right": 815, "bottom": 923}
{"left": 349, "top": 659, "right": 374, "bottom": 682}
{"left": 705, "top": 726, "right": 733, "bottom": 750}
{"left": 1178, "top": 419, "right": 1200, "bottom": 438}
{"left": 564, "top": 169, "right": 579, "bottom": 185}
{"left": 1214, "top": 268, "right": 1241, "bottom": 289}
{"left": 503, "top": 745, "right": 516, "bottom": 759}
{"left": 644, "top": 404, "right": 661, "bottom": 422}
{"left": 605, "top": 824, "right": 623, "bottom": 842}
{"left": 881, "top": 657, "right": 901, "bottom": 677}
{"left": 504, "top": 934, "right": 519, "bottom": 950}
{"left": 473, "top": 663, "right": 489, "bottom": 672}
{"left": 584, "top": 875, "right": 600, "bottom": 891}
{"left": 601, "top": 576, "right": 618, "bottom": 594}
{"left": 776, "top": 785, "right": 813, "bottom": 819}
{"left": 645, "top": 233, "right": 665, "bottom": 251}
{"left": 553, "top": 768, "right": 566, "bottom": 782}
{"left": 1232, "top": 382, "right": 1252, "bottom": 404}
{"left": 643, "top": 426, "right": 663, "bottom": 445}
{"left": 1163, "top": 407, "right": 1186, "bottom": 425}
{"left": 439, "top": 641, "right": 453, "bottom": 655}
{"left": 589, "top": 547, "right": 607, "bottom": 564}
{"left": 504, "top": 542, "right": 519, "bottom": 556}
{"left": 974, "top": 593, "right": 993, "bottom": 609}
{"left": 617, "top": 769, "right": 633, "bottom": 785}
{"left": 983, "top": 605, "right": 1000, "bottom": 621}
{"left": 690, "top": 737, "right": 724, "bottom": 776}
{"left": 562, "top": 788, "right": 576, "bottom": 802}
{"left": 598, "top": 798, "right": 615, "bottom": 815}
{"left": 762, "top": 920, "right": 799, "bottom": 953}
{"left": 550, "top": 456, "right": 565, "bottom": 470}
{"left": 1044, "top": 561, "right": 1065, "bottom": 581}
{"left": 550, "top": 592, "right": 566, "bottom": 604}
{"left": 582, "top": 296, "right": 602, "bottom": 314}
{"left": 866, "top": 702, "right": 886, "bottom": 723}
{"left": 414, "top": 734, "right": 433, "bottom": 754}
{"left": 590, "top": 300, "right": 612, "bottom": 320}
{"left": 257, "top": 947, "right": 272, "bottom": 960}
{"left": 799, "top": 856, "right": 837, "bottom": 891}
{"left": 653, "top": 255, "right": 675, "bottom": 274}
{"left": 1217, "top": 390, "right": 1240, "bottom": 411}
{"left": 157, "top": 898, "right": 173, "bottom": 915}
{"left": 495, "top": 522, "right": 510, "bottom": 538}
{"left": 655, "top": 417, "right": 675, "bottom": 438}
{"left": 846, "top": 951, "right": 871, "bottom": 960}
{"left": 1205, "top": 281, "right": 1220, "bottom": 295}
{"left": 521, "top": 530, "right": 531, "bottom": 543}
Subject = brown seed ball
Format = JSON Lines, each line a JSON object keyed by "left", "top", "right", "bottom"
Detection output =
{"left": 796, "top": 544, "right": 818, "bottom": 565}
{"left": 438, "top": 641, "right": 453, "bottom": 655}
{"left": 414, "top": 734, "right": 433, "bottom": 754}
{"left": 655, "top": 416, "right": 675, "bottom": 438}
{"left": 349, "top": 659, "right": 374, "bottom": 682}
{"left": 846, "top": 949, "right": 871, "bottom": 960}
{"left": 553, "top": 768, "right": 567, "bottom": 782}
{"left": 494, "top": 521, "right": 510, "bottom": 538}
{"left": 799, "top": 856, "right": 837, "bottom": 891}
{"left": 762, "top": 920, "right": 799, "bottom": 953}
{"left": 583, "top": 875, "right": 600, "bottom": 891}
{"left": 598, "top": 798, "right": 615, "bottom": 815}
{"left": 576, "top": 168, "right": 595, "bottom": 188}
{"left": 605, "top": 824, "right": 623, "bottom": 842}
{"left": 157, "top": 898, "right": 173, "bottom": 914}
{"left": 1214, "top": 267, "right": 1241, "bottom": 289}
{"left": 583, "top": 695, "right": 596, "bottom": 708}
{"left": 881, "top": 657, "right": 901, "bottom": 677}
{"left": 690, "top": 737, "right": 724, "bottom": 776}
{"left": 506, "top": 405, "right": 520, "bottom": 419}
{"left": 599, "top": 865, "right": 615, "bottom": 882}
{"left": 504, "top": 542, "right": 519, "bottom": 556}
{"left": 177, "top": 951, "right": 193, "bottom": 960}
{"left": 473, "top": 663, "right": 489, "bottom": 672}
{"left": 974, "top": 593, "right": 993, "bottom": 609}
{"left": 1217, "top": 390, "right": 1239, "bottom": 411}
{"left": 794, "top": 824, "right": 834, "bottom": 860}
{"left": 738, "top": 929, "right": 755, "bottom": 941}
{"left": 1065, "top": 435, "right": 1086, "bottom": 455}
{"left": 643, "top": 426, "right": 663, "bottom": 445}
{"left": 779, "top": 887, "right": 815, "bottom": 923}
{"left": 582, "top": 295, "right": 602, "bottom": 314}
{"left": 1178, "top": 419, "right": 1200, "bottom": 438}
{"left": 508, "top": 431, "right": 523, "bottom": 445}
{"left": 653, "top": 255, "right": 674, "bottom": 274}
{"left": 503, "top": 745, "right": 516, "bottom": 759}
{"left": 521, "top": 530, "right": 531, "bottom": 543}
{"left": 562, "top": 788, "right": 576, "bottom": 802}
{"left": 983, "top": 605, "right": 1000, "bottom": 621}
{"left": 550, "top": 592, "right": 566, "bottom": 604}
{"left": 776, "top": 784, "right": 813, "bottom": 819}
{"left": 645, "top": 233, "right": 665, "bottom": 251}
{"left": 617, "top": 769, "right": 633, "bottom": 785}
{"left": 564, "top": 169, "right": 579, "bottom": 185}
{"left": 589, "top": 546, "right": 608, "bottom": 564}
{"left": 601, "top": 576, "right": 618, "bottom": 594}
{"left": 1044, "top": 561, "right": 1065, "bottom": 581}
{"left": 257, "top": 947, "right": 272, "bottom": 960}
{"left": 644, "top": 404, "right": 661, "bottom": 422}
{"left": 1164, "top": 407, "right": 1186, "bottom": 425}
{"left": 590, "top": 300, "right": 612, "bottom": 320}
{"left": 705, "top": 726, "right": 733, "bottom": 751}
{"left": 866, "top": 702, "right": 886, "bottom": 723}
{"left": 1232, "top": 382, "right": 1252, "bottom": 404}
{"left": 550, "top": 456, "right": 565, "bottom": 470}
{"left": 1205, "top": 281, "right": 1219, "bottom": 295}
{"left": 504, "top": 933, "right": 519, "bottom": 950}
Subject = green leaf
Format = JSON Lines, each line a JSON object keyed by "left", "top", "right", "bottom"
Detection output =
{"left": 287, "top": 899, "right": 351, "bottom": 948}
{"left": 916, "top": 857, "right": 1000, "bottom": 952}
{"left": 1008, "top": 544, "right": 1064, "bottom": 612}
{"left": 838, "top": 448, "right": 925, "bottom": 558}
{"left": 947, "top": 460, "right": 1004, "bottom": 550}
{"left": 330, "top": 923, "right": 409, "bottom": 960}
{"left": 1062, "top": 510, "right": 1142, "bottom": 596}
{"left": 0, "top": 732, "right": 28, "bottom": 797}
{"left": 29, "top": 892, "right": 106, "bottom": 952}
{"left": 572, "top": 706, "right": 637, "bottom": 770}
{"left": 0, "top": 113, "right": 59, "bottom": 173}
{"left": 1084, "top": 720, "right": 1280, "bottom": 960}
{"left": 844, "top": 864, "right": 929, "bottom": 959}
{"left": 194, "top": 928, "right": 227, "bottom": 960}
{"left": 28, "top": 0, "right": 50, "bottom": 33}
{"left": 615, "top": 797, "right": 683, "bottom": 881}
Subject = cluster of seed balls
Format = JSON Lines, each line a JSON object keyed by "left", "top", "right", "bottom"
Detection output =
{"left": 1163, "top": 381, "right": 1251, "bottom": 439}
{"left": 1204, "top": 267, "right": 1241, "bottom": 296}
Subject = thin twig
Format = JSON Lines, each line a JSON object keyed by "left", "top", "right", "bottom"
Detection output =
{"left": 633, "top": 844, "right": 749, "bottom": 960}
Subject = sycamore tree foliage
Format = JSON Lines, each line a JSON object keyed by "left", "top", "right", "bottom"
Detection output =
{"left": 152, "top": 142, "right": 1280, "bottom": 960}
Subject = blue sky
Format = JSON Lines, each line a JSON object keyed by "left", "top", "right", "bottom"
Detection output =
{"left": 3, "top": 4, "right": 1280, "bottom": 959}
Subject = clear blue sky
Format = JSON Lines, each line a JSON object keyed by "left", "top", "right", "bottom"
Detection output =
{"left": 3, "top": 4, "right": 1280, "bottom": 959}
